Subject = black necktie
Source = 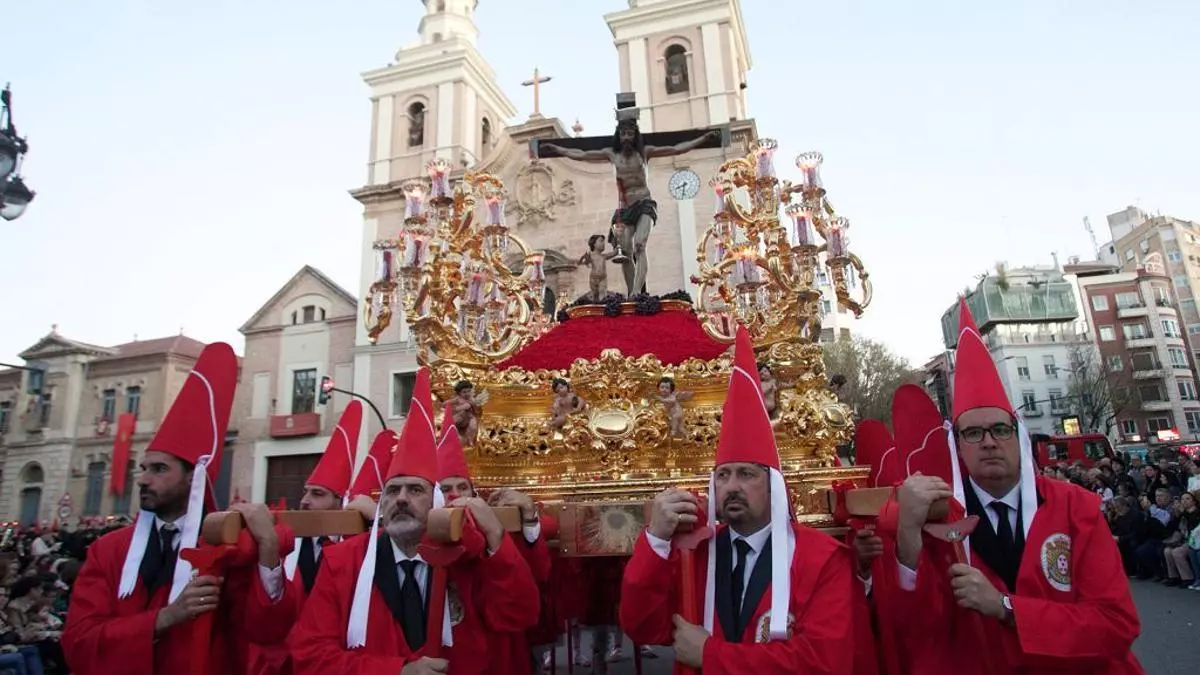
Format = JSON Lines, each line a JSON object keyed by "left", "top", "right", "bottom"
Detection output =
{"left": 398, "top": 560, "right": 426, "bottom": 650}
{"left": 298, "top": 537, "right": 320, "bottom": 593}
{"left": 731, "top": 539, "right": 752, "bottom": 635}
{"left": 146, "top": 524, "right": 177, "bottom": 593}
{"left": 991, "top": 502, "right": 1014, "bottom": 551}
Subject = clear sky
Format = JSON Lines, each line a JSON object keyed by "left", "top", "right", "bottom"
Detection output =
{"left": 2, "top": 1, "right": 1198, "bottom": 367}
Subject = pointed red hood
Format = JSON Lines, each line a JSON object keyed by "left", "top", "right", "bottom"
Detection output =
{"left": 715, "top": 327, "right": 779, "bottom": 470}
{"left": 351, "top": 429, "right": 399, "bottom": 499}
{"left": 385, "top": 368, "right": 438, "bottom": 485}
{"left": 952, "top": 297, "right": 1012, "bottom": 421}
{"left": 853, "top": 419, "right": 894, "bottom": 488}
{"left": 305, "top": 400, "right": 363, "bottom": 496}
{"left": 892, "top": 384, "right": 952, "bottom": 483}
{"left": 436, "top": 404, "right": 471, "bottom": 483}
{"left": 145, "top": 342, "right": 237, "bottom": 510}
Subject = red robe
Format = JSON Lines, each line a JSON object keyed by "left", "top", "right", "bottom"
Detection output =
{"left": 489, "top": 527, "right": 553, "bottom": 675}
{"left": 246, "top": 542, "right": 326, "bottom": 675}
{"left": 288, "top": 532, "right": 540, "bottom": 675}
{"left": 880, "top": 476, "right": 1143, "bottom": 674}
{"left": 62, "top": 524, "right": 296, "bottom": 675}
{"left": 620, "top": 522, "right": 861, "bottom": 675}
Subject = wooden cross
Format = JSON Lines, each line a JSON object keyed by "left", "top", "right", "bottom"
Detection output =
{"left": 522, "top": 67, "right": 552, "bottom": 117}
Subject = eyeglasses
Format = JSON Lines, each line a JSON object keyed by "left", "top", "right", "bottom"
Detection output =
{"left": 958, "top": 423, "right": 1016, "bottom": 444}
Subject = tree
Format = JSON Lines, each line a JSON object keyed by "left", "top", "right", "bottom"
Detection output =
{"left": 822, "top": 336, "right": 924, "bottom": 424}
{"left": 1065, "top": 343, "right": 1138, "bottom": 433}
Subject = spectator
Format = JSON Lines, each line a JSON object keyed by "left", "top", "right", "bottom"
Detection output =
{"left": 1187, "top": 462, "right": 1200, "bottom": 494}
{"left": 1135, "top": 488, "right": 1177, "bottom": 580}
{"left": 1108, "top": 496, "right": 1146, "bottom": 576}
{"left": 1165, "top": 491, "right": 1200, "bottom": 588}
{"left": 1143, "top": 465, "right": 1183, "bottom": 500}
{"left": 7, "top": 575, "right": 65, "bottom": 674}
{"left": 1087, "top": 468, "right": 1114, "bottom": 507}
{"left": 1129, "top": 456, "right": 1147, "bottom": 492}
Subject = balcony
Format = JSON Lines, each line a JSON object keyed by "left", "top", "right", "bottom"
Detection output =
{"left": 269, "top": 412, "right": 321, "bottom": 438}
{"left": 1133, "top": 369, "right": 1165, "bottom": 379}
{"left": 1171, "top": 365, "right": 1195, "bottom": 377}
{"left": 1126, "top": 337, "right": 1157, "bottom": 349}
{"left": 1117, "top": 303, "right": 1149, "bottom": 319}
{"left": 1141, "top": 400, "right": 1174, "bottom": 412}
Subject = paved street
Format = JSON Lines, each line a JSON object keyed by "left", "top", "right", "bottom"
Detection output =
{"left": 548, "top": 579, "right": 1200, "bottom": 674}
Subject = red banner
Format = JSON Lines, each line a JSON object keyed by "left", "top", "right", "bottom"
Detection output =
{"left": 110, "top": 413, "right": 136, "bottom": 496}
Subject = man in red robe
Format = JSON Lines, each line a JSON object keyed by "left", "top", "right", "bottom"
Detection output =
{"left": 288, "top": 367, "right": 540, "bottom": 675}
{"left": 434, "top": 406, "right": 551, "bottom": 675}
{"left": 879, "top": 299, "right": 1143, "bottom": 674}
{"left": 62, "top": 342, "right": 297, "bottom": 675}
{"left": 249, "top": 401, "right": 366, "bottom": 675}
{"left": 620, "top": 327, "right": 863, "bottom": 674}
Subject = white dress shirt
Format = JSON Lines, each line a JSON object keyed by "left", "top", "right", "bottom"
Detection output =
{"left": 897, "top": 479, "right": 1020, "bottom": 592}
{"left": 390, "top": 539, "right": 430, "bottom": 599}
{"left": 646, "top": 524, "right": 771, "bottom": 605}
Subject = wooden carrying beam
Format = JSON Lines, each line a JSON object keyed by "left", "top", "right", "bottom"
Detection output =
{"left": 826, "top": 487, "right": 950, "bottom": 521}
{"left": 201, "top": 507, "right": 526, "bottom": 547}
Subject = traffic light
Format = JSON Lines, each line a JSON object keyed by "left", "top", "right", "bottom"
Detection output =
{"left": 319, "top": 376, "right": 334, "bottom": 405}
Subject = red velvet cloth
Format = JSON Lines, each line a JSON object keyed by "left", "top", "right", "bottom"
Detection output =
{"left": 498, "top": 311, "right": 728, "bottom": 371}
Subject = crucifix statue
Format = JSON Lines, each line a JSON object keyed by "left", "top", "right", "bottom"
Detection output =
{"left": 522, "top": 67, "right": 552, "bottom": 118}
{"left": 531, "top": 93, "right": 728, "bottom": 297}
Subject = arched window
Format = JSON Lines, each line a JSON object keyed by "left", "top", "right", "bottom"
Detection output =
{"left": 481, "top": 118, "right": 492, "bottom": 153}
{"left": 664, "top": 44, "right": 690, "bottom": 95}
{"left": 20, "top": 462, "right": 44, "bottom": 484}
{"left": 407, "top": 102, "right": 426, "bottom": 147}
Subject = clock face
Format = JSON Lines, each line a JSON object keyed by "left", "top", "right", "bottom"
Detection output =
{"left": 668, "top": 169, "right": 701, "bottom": 200}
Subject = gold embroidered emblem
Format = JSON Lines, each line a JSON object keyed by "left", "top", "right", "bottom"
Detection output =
{"left": 755, "top": 611, "right": 796, "bottom": 643}
{"left": 1040, "top": 533, "right": 1071, "bottom": 592}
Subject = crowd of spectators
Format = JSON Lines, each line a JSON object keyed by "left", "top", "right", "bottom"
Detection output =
{"left": 0, "top": 517, "right": 128, "bottom": 675}
{"left": 1043, "top": 451, "right": 1200, "bottom": 592}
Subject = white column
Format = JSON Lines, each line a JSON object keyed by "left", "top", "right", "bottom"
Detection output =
{"left": 372, "top": 96, "right": 394, "bottom": 185}
{"left": 357, "top": 218, "right": 380, "bottom": 347}
{"left": 462, "top": 88, "right": 478, "bottom": 165}
{"left": 678, "top": 199, "right": 699, "bottom": 295}
{"left": 701, "top": 23, "right": 729, "bottom": 125}
{"left": 436, "top": 82, "right": 455, "bottom": 160}
{"left": 627, "top": 38, "right": 653, "bottom": 133}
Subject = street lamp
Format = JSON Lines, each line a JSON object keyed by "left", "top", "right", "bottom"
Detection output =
{"left": 1, "top": 83, "right": 35, "bottom": 221}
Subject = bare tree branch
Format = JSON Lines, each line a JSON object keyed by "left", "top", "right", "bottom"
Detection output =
{"left": 822, "top": 337, "right": 924, "bottom": 424}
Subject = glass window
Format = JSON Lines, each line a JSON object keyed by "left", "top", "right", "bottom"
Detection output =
{"left": 1138, "top": 384, "right": 1164, "bottom": 402}
{"left": 1168, "top": 251, "right": 1183, "bottom": 262}
{"left": 1122, "top": 323, "right": 1147, "bottom": 340}
{"left": 1163, "top": 318, "right": 1181, "bottom": 337}
{"left": 1115, "top": 292, "right": 1141, "bottom": 308}
{"left": 1048, "top": 389, "right": 1067, "bottom": 412}
{"left": 1090, "top": 294, "right": 1109, "bottom": 311}
{"left": 1120, "top": 419, "right": 1138, "bottom": 435}
{"left": 1175, "top": 275, "right": 1189, "bottom": 287}
{"left": 291, "top": 369, "right": 317, "bottom": 414}
{"left": 1178, "top": 380, "right": 1197, "bottom": 400}
{"left": 101, "top": 389, "right": 117, "bottom": 421}
{"left": 1015, "top": 356, "right": 1030, "bottom": 380}
{"left": 1187, "top": 412, "right": 1200, "bottom": 434}
{"left": 302, "top": 306, "right": 316, "bottom": 323}
{"left": 391, "top": 373, "right": 416, "bottom": 417}
{"left": 1021, "top": 390, "right": 1037, "bottom": 411}
{"left": 0, "top": 401, "right": 11, "bottom": 435}
{"left": 1099, "top": 326, "right": 1116, "bottom": 341}
{"left": 1043, "top": 355, "right": 1056, "bottom": 378}
{"left": 1083, "top": 440, "right": 1108, "bottom": 460}
{"left": 1168, "top": 348, "right": 1188, "bottom": 367}
{"left": 125, "top": 386, "right": 141, "bottom": 416}
{"left": 1148, "top": 417, "right": 1172, "bottom": 432}
{"left": 1107, "top": 355, "right": 1123, "bottom": 372}
{"left": 1126, "top": 250, "right": 1135, "bottom": 261}
{"left": 1130, "top": 352, "right": 1159, "bottom": 370}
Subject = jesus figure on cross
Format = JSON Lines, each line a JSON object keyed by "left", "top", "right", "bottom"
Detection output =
{"left": 540, "top": 116, "right": 720, "bottom": 297}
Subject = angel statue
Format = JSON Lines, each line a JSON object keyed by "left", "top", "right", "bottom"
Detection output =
{"left": 656, "top": 377, "right": 694, "bottom": 438}
{"left": 450, "top": 379, "right": 489, "bottom": 445}
{"left": 549, "top": 378, "right": 587, "bottom": 431}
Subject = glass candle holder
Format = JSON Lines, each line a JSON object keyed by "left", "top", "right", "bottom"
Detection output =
{"left": 785, "top": 203, "right": 813, "bottom": 246}
{"left": 427, "top": 159, "right": 451, "bottom": 199}
{"left": 795, "top": 151, "right": 824, "bottom": 189}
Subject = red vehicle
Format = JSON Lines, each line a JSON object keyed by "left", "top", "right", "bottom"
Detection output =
{"left": 1033, "top": 433, "right": 1115, "bottom": 468}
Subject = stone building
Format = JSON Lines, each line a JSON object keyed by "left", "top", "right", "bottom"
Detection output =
{"left": 0, "top": 331, "right": 229, "bottom": 525}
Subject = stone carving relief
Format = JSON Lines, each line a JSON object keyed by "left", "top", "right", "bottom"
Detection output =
{"left": 508, "top": 161, "right": 577, "bottom": 226}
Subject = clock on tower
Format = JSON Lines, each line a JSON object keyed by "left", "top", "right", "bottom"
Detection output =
{"left": 668, "top": 169, "right": 701, "bottom": 200}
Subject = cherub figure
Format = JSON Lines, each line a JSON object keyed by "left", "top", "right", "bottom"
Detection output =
{"left": 549, "top": 377, "right": 587, "bottom": 431}
{"left": 450, "top": 379, "right": 489, "bottom": 445}
{"left": 656, "top": 377, "right": 694, "bottom": 438}
{"left": 578, "top": 234, "right": 617, "bottom": 302}
{"left": 759, "top": 362, "right": 780, "bottom": 420}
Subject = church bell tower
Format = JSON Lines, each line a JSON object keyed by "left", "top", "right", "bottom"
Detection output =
{"left": 605, "top": 0, "right": 752, "bottom": 133}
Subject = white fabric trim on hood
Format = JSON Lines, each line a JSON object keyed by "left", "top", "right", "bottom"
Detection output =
{"left": 284, "top": 537, "right": 302, "bottom": 581}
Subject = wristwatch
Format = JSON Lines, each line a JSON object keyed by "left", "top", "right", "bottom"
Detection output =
{"left": 1001, "top": 595, "right": 1014, "bottom": 623}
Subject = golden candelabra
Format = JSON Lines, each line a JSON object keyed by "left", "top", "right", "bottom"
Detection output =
{"left": 692, "top": 140, "right": 873, "bottom": 347}
{"left": 362, "top": 159, "right": 553, "bottom": 365}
